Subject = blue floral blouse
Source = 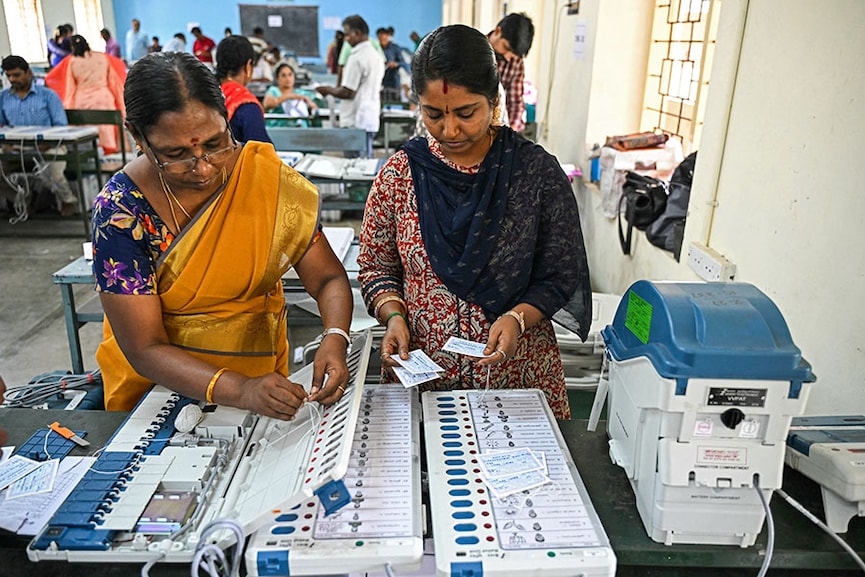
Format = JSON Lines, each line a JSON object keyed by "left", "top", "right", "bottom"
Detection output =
{"left": 91, "top": 171, "right": 176, "bottom": 296}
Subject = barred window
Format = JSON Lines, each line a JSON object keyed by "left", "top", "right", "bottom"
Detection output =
{"left": 640, "top": 0, "right": 721, "bottom": 154}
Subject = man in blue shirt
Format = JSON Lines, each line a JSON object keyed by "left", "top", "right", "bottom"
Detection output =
{"left": 125, "top": 18, "right": 149, "bottom": 66}
{"left": 0, "top": 55, "right": 79, "bottom": 216}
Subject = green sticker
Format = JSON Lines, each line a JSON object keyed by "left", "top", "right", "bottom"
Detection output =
{"left": 625, "top": 291, "right": 652, "bottom": 344}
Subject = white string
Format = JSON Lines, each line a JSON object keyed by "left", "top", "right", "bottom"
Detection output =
{"left": 42, "top": 429, "right": 53, "bottom": 460}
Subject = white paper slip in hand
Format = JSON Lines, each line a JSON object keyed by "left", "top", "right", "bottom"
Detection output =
{"left": 442, "top": 336, "right": 494, "bottom": 358}
{"left": 393, "top": 349, "right": 445, "bottom": 375}
{"left": 393, "top": 366, "right": 440, "bottom": 388}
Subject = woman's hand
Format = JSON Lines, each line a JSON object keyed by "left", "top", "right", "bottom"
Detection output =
{"left": 236, "top": 373, "right": 309, "bottom": 420}
{"left": 307, "top": 335, "right": 350, "bottom": 405}
{"left": 479, "top": 315, "right": 520, "bottom": 367}
{"left": 379, "top": 314, "right": 410, "bottom": 368}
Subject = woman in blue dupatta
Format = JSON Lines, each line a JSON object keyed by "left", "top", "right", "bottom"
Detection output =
{"left": 357, "top": 25, "right": 591, "bottom": 419}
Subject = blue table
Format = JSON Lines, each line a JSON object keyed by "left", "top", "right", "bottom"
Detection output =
{"left": 51, "top": 240, "right": 360, "bottom": 374}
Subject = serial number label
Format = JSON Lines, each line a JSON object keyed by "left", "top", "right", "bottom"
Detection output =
{"left": 707, "top": 387, "right": 767, "bottom": 407}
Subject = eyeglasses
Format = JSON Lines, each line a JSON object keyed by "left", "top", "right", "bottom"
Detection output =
{"left": 141, "top": 126, "right": 237, "bottom": 175}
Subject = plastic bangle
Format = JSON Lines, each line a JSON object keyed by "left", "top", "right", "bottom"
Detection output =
{"left": 206, "top": 367, "right": 229, "bottom": 404}
{"left": 502, "top": 310, "right": 525, "bottom": 335}
{"left": 321, "top": 327, "right": 351, "bottom": 346}
{"left": 373, "top": 294, "right": 406, "bottom": 321}
{"left": 384, "top": 311, "right": 407, "bottom": 326}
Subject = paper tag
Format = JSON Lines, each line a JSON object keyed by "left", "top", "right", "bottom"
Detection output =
{"left": 442, "top": 336, "right": 492, "bottom": 358}
{"left": 478, "top": 448, "right": 544, "bottom": 478}
{"left": 393, "top": 349, "right": 445, "bottom": 375}
{"left": 393, "top": 366, "right": 440, "bottom": 388}
{"left": 6, "top": 459, "right": 59, "bottom": 499}
{"left": 481, "top": 468, "right": 551, "bottom": 499}
{"left": 0, "top": 455, "right": 40, "bottom": 491}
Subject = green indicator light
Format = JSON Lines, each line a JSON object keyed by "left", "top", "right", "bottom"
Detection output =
{"left": 355, "top": 540, "right": 364, "bottom": 547}
{"left": 547, "top": 551, "right": 556, "bottom": 558}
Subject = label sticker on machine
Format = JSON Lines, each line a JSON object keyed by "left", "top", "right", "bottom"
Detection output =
{"left": 624, "top": 291, "right": 652, "bottom": 344}
{"left": 707, "top": 387, "right": 767, "bottom": 407}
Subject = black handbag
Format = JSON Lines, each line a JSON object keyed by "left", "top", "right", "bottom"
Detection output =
{"left": 646, "top": 152, "right": 697, "bottom": 260}
{"left": 618, "top": 171, "right": 668, "bottom": 255}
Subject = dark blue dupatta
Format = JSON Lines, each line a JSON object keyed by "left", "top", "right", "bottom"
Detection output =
{"left": 403, "top": 128, "right": 515, "bottom": 315}
{"left": 403, "top": 127, "right": 592, "bottom": 340}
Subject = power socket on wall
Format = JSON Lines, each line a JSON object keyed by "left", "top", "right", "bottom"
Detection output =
{"left": 687, "top": 242, "right": 736, "bottom": 282}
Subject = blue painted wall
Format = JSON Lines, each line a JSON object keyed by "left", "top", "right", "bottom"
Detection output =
{"left": 112, "top": 0, "right": 440, "bottom": 64}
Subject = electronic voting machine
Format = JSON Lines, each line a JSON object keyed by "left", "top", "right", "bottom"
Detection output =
{"left": 785, "top": 415, "right": 865, "bottom": 533}
{"left": 423, "top": 389, "right": 616, "bottom": 577}
{"left": 601, "top": 281, "right": 815, "bottom": 546}
{"left": 25, "top": 331, "right": 423, "bottom": 572}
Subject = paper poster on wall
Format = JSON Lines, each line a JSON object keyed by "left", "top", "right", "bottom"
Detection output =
{"left": 267, "top": 15, "right": 283, "bottom": 28}
{"left": 573, "top": 21, "right": 587, "bottom": 59}
{"left": 323, "top": 16, "right": 341, "bottom": 30}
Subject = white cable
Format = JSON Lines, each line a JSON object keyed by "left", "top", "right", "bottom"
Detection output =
{"left": 2, "top": 370, "right": 102, "bottom": 408}
{"left": 776, "top": 488, "right": 865, "bottom": 573}
{"left": 192, "top": 518, "right": 244, "bottom": 577}
{"left": 384, "top": 562, "right": 396, "bottom": 577}
{"left": 754, "top": 475, "right": 774, "bottom": 577}
{"left": 140, "top": 552, "right": 166, "bottom": 577}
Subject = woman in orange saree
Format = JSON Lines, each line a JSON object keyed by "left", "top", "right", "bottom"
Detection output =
{"left": 92, "top": 52, "right": 353, "bottom": 416}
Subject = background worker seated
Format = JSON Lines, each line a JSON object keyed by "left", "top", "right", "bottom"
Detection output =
{"left": 0, "top": 55, "right": 79, "bottom": 217}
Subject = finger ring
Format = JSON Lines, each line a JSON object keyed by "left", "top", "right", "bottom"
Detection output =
{"left": 496, "top": 349, "right": 507, "bottom": 361}
{"left": 337, "top": 385, "right": 346, "bottom": 393}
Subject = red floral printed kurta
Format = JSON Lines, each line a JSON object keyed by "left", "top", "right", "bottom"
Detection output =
{"left": 358, "top": 139, "right": 571, "bottom": 419}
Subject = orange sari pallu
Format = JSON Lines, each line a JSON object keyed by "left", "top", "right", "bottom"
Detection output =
{"left": 97, "top": 142, "right": 320, "bottom": 411}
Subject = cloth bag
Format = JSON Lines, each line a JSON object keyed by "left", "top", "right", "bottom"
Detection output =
{"left": 617, "top": 171, "right": 667, "bottom": 255}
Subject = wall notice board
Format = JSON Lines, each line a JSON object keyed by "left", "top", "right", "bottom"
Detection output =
{"left": 239, "top": 4, "right": 319, "bottom": 57}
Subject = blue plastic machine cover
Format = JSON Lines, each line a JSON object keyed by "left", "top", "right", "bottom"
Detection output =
{"left": 601, "top": 281, "right": 814, "bottom": 387}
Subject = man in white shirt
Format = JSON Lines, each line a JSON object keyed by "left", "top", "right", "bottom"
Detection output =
{"left": 317, "top": 15, "right": 385, "bottom": 157}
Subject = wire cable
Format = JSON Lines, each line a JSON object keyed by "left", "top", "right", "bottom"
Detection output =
{"left": 776, "top": 488, "right": 865, "bottom": 573}
{"left": 2, "top": 370, "right": 102, "bottom": 408}
{"left": 754, "top": 475, "right": 774, "bottom": 577}
{"left": 191, "top": 518, "right": 244, "bottom": 577}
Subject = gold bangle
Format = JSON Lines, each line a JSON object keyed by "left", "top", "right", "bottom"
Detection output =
{"left": 206, "top": 367, "right": 229, "bottom": 404}
{"left": 502, "top": 310, "right": 525, "bottom": 336}
{"left": 373, "top": 294, "right": 406, "bottom": 322}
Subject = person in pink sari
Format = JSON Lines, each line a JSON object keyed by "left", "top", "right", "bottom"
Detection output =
{"left": 46, "top": 35, "right": 127, "bottom": 154}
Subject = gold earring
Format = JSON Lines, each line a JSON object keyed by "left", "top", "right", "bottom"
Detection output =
{"left": 492, "top": 104, "right": 503, "bottom": 127}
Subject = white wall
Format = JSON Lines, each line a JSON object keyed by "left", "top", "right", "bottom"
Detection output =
{"left": 446, "top": 0, "right": 865, "bottom": 415}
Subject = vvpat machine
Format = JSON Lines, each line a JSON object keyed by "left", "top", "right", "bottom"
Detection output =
{"left": 600, "top": 281, "right": 814, "bottom": 546}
